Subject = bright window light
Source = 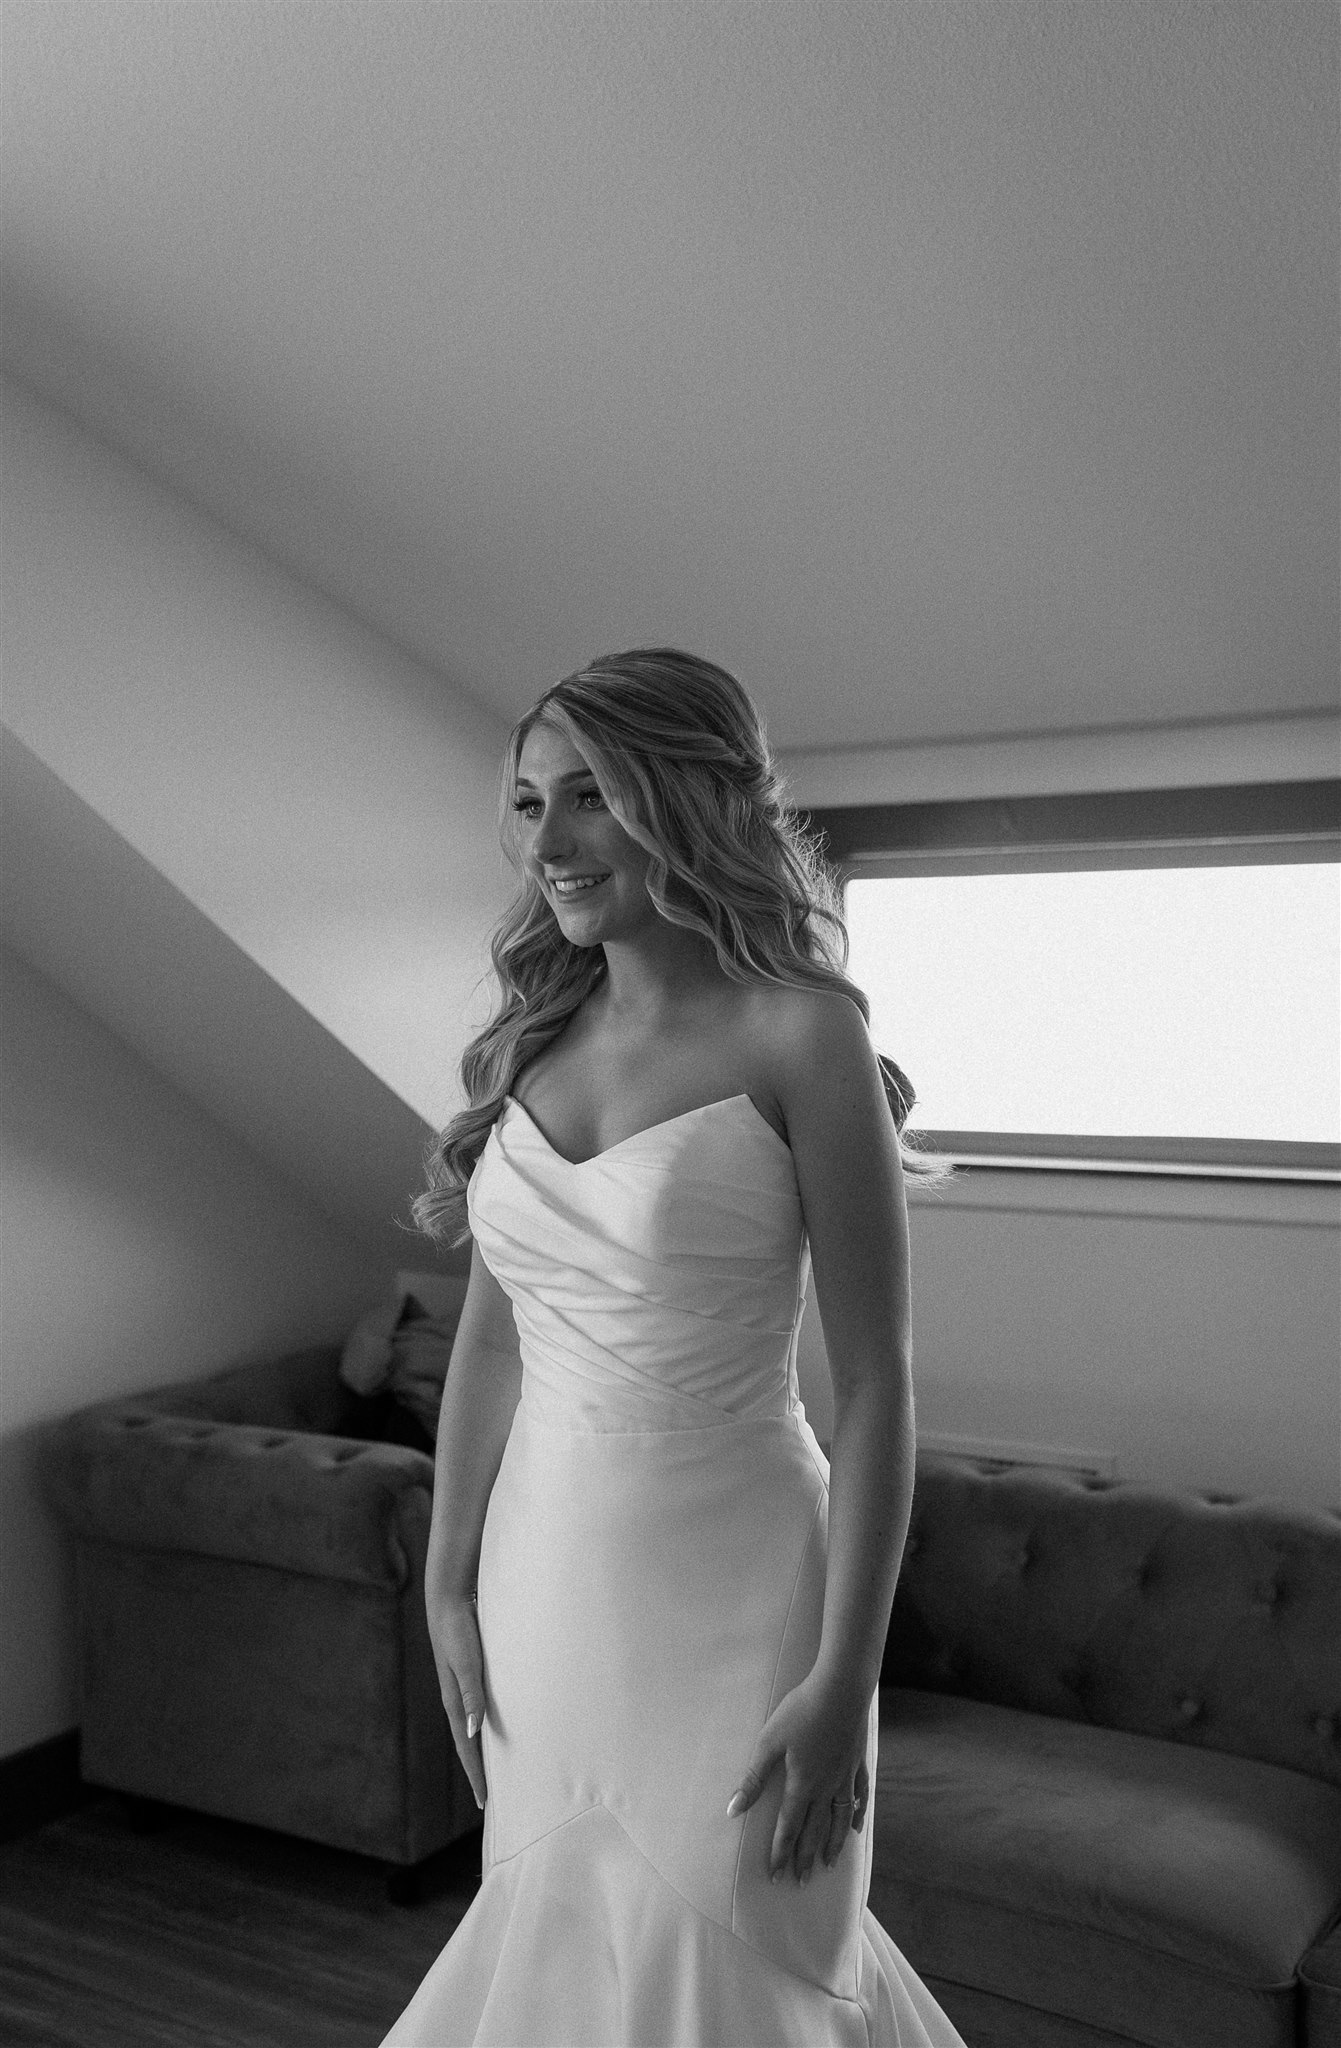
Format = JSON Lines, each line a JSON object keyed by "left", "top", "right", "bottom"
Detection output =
{"left": 846, "top": 864, "right": 1341, "bottom": 1144}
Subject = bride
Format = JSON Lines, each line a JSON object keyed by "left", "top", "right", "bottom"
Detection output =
{"left": 383, "top": 648, "right": 966, "bottom": 2046}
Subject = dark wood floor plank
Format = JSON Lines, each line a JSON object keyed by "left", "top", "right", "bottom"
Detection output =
{"left": 1, "top": 1900, "right": 358, "bottom": 2045}
{"left": 0, "top": 1797, "right": 479, "bottom": 2048}
{"left": 0, "top": 1946, "right": 247, "bottom": 2048}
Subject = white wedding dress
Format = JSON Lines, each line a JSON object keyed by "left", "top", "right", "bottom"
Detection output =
{"left": 382, "top": 1093, "right": 966, "bottom": 2048}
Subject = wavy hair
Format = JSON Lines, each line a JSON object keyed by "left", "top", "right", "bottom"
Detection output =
{"left": 413, "top": 648, "right": 955, "bottom": 1244}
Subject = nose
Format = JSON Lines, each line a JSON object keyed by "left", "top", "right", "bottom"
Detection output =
{"left": 531, "top": 801, "right": 575, "bottom": 865}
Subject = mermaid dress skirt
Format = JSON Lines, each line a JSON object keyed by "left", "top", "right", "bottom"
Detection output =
{"left": 381, "top": 1095, "right": 967, "bottom": 2047}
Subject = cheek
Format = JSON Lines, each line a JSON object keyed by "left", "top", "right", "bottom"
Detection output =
{"left": 596, "top": 819, "right": 649, "bottom": 878}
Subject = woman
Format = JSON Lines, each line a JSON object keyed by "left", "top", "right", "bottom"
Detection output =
{"left": 382, "top": 648, "right": 966, "bottom": 2047}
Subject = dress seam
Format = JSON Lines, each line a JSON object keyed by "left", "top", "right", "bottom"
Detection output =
{"left": 517, "top": 1403, "right": 799, "bottom": 1440}
{"left": 489, "top": 1799, "right": 874, "bottom": 2012}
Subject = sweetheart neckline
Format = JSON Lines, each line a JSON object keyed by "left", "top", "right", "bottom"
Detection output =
{"left": 501, "top": 1091, "right": 791, "bottom": 1169}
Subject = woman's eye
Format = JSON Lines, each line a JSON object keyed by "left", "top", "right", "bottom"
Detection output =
{"left": 578, "top": 790, "right": 605, "bottom": 809}
{"left": 512, "top": 797, "right": 542, "bottom": 817}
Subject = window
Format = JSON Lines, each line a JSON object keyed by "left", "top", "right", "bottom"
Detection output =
{"left": 808, "top": 781, "right": 1340, "bottom": 1180}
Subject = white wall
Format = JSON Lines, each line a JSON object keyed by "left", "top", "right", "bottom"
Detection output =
{"left": 1, "top": 377, "right": 512, "bottom": 1126}
{"left": 0, "top": 946, "right": 396, "bottom": 1759}
{"left": 922, "top": 1176, "right": 1336, "bottom": 1508}
{"left": 792, "top": 1164, "right": 1338, "bottom": 1515}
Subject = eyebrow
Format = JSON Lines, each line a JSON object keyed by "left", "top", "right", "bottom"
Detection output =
{"left": 513, "top": 769, "right": 598, "bottom": 788}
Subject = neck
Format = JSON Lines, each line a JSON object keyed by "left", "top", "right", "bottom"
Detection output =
{"left": 597, "top": 919, "right": 725, "bottom": 1020}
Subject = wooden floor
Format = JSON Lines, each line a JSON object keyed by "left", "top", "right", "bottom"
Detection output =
{"left": 0, "top": 1795, "right": 484, "bottom": 2047}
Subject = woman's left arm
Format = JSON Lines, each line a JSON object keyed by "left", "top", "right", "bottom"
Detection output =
{"left": 792, "top": 996, "right": 915, "bottom": 1711}
{"left": 725, "top": 990, "right": 915, "bottom": 1883}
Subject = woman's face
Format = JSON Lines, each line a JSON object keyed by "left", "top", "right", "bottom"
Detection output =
{"left": 513, "top": 720, "right": 657, "bottom": 948}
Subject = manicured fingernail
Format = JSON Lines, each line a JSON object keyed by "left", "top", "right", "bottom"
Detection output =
{"left": 466, "top": 1712, "right": 478, "bottom": 1739}
{"left": 726, "top": 1793, "right": 743, "bottom": 1818}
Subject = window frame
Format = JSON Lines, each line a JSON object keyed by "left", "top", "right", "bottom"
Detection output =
{"left": 803, "top": 778, "right": 1341, "bottom": 1183}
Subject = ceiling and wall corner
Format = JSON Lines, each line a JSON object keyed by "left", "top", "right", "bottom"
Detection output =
{"left": 0, "top": 725, "right": 442, "bottom": 1272}
{"left": 1, "top": 377, "right": 512, "bottom": 1129}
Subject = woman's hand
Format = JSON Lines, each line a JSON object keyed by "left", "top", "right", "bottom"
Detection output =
{"left": 725, "top": 1667, "right": 871, "bottom": 1884}
{"left": 428, "top": 1590, "right": 488, "bottom": 1811}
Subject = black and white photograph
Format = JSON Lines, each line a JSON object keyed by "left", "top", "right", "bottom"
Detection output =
{"left": 0, "top": 5, "right": 1337, "bottom": 2046}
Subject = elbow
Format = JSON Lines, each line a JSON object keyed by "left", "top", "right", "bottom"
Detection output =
{"left": 829, "top": 1349, "right": 913, "bottom": 1428}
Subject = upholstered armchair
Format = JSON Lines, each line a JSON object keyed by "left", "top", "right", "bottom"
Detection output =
{"left": 44, "top": 1302, "right": 473, "bottom": 1897}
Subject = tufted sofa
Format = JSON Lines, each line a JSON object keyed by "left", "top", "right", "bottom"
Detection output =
{"left": 42, "top": 1346, "right": 475, "bottom": 1886}
{"left": 871, "top": 1454, "right": 1341, "bottom": 2048}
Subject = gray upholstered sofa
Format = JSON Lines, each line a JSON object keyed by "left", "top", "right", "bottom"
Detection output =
{"left": 46, "top": 1355, "right": 1341, "bottom": 2047}
{"left": 873, "top": 1455, "right": 1341, "bottom": 2048}
{"left": 43, "top": 1346, "right": 474, "bottom": 1890}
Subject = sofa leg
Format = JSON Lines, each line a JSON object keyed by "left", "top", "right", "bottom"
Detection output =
{"left": 386, "top": 1861, "right": 425, "bottom": 1907}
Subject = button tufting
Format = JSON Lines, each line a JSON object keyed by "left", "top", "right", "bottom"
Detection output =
{"left": 1176, "top": 1696, "right": 1202, "bottom": 1722}
{"left": 1313, "top": 1714, "right": 1336, "bottom": 1741}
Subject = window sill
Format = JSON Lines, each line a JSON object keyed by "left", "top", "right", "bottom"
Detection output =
{"left": 906, "top": 1160, "right": 1339, "bottom": 1229}
{"left": 929, "top": 1148, "right": 1338, "bottom": 1183}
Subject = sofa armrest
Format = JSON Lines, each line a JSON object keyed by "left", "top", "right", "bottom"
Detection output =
{"left": 43, "top": 1405, "right": 433, "bottom": 1591}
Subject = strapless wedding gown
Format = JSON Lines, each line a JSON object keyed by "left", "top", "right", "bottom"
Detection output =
{"left": 382, "top": 1094, "right": 966, "bottom": 2048}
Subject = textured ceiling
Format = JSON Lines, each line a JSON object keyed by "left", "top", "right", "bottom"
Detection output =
{"left": 2, "top": 1, "right": 1335, "bottom": 750}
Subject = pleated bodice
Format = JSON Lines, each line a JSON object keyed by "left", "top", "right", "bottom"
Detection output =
{"left": 468, "top": 1093, "right": 813, "bottom": 1433}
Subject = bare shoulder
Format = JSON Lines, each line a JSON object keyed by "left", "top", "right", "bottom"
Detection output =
{"left": 739, "top": 983, "right": 882, "bottom": 1131}
{"left": 743, "top": 985, "right": 907, "bottom": 1331}
{"left": 743, "top": 982, "right": 872, "bottom": 1075}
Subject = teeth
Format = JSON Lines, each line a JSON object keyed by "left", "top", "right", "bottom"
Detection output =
{"left": 552, "top": 875, "right": 607, "bottom": 895}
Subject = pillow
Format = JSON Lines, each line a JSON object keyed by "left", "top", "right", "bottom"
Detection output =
{"left": 339, "top": 1269, "right": 470, "bottom": 1445}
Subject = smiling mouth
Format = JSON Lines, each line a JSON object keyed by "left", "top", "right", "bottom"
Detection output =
{"left": 550, "top": 873, "right": 610, "bottom": 897}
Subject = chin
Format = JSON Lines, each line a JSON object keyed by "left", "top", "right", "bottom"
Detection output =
{"left": 551, "top": 908, "right": 610, "bottom": 947}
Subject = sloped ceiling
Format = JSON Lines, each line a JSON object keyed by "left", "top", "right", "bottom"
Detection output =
{"left": 2, "top": 0, "right": 1335, "bottom": 753}
{"left": 0, "top": 726, "right": 451, "bottom": 1271}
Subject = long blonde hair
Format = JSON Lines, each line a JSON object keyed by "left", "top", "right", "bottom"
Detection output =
{"left": 413, "top": 648, "right": 954, "bottom": 1244}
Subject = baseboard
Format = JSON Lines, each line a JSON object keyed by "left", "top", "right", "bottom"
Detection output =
{"left": 0, "top": 1728, "right": 94, "bottom": 1842}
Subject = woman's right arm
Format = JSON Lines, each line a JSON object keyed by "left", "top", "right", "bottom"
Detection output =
{"left": 424, "top": 1237, "right": 523, "bottom": 1808}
